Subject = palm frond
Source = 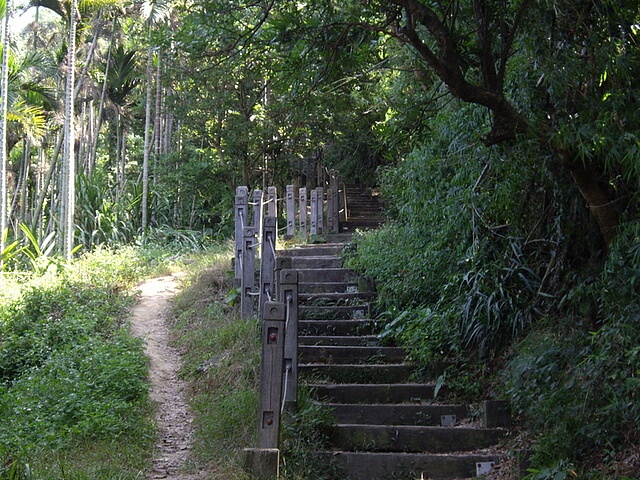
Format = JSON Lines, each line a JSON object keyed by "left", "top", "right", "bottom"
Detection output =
{"left": 7, "top": 100, "right": 47, "bottom": 143}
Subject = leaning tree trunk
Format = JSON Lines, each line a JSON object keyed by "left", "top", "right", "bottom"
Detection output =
{"left": 560, "top": 151, "right": 621, "bottom": 245}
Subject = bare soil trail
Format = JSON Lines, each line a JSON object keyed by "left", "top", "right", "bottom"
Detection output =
{"left": 129, "top": 274, "right": 206, "bottom": 480}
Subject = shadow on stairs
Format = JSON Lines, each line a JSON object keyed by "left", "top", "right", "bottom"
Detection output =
{"left": 277, "top": 232, "right": 511, "bottom": 480}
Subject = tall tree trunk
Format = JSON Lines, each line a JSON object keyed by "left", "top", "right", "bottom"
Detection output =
{"left": 31, "top": 133, "right": 62, "bottom": 235}
{"left": 151, "top": 50, "right": 162, "bottom": 227}
{"left": 0, "top": 0, "right": 11, "bottom": 271}
{"left": 141, "top": 45, "right": 153, "bottom": 233}
{"left": 62, "top": 0, "right": 78, "bottom": 261}
{"left": 116, "top": 112, "right": 124, "bottom": 193}
{"left": 89, "top": 21, "right": 116, "bottom": 176}
{"left": 19, "top": 140, "right": 29, "bottom": 224}
{"left": 559, "top": 150, "right": 621, "bottom": 245}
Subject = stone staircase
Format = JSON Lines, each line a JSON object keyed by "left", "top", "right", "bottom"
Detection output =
{"left": 277, "top": 187, "right": 509, "bottom": 479}
{"left": 340, "top": 184, "right": 385, "bottom": 234}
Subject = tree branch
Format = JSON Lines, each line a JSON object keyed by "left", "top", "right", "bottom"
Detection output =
{"left": 389, "top": 0, "right": 528, "bottom": 143}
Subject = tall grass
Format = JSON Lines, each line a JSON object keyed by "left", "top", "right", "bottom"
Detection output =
{"left": 169, "top": 243, "right": 260, "bottom": 479}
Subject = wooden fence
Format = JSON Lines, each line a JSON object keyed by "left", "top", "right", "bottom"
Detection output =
{"left": 241, "top": 172, "right": 342, "bottom": 479}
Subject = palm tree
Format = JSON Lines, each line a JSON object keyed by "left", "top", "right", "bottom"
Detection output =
{"left": 140, "top": 0, "right": 171, "bottom": 234}
{"left": 0, "top": 0, "right": 10, "bottom": 271}
{"left": 101, "top": 44, "right": 139, "bottom": 195}
{"left": 60, "top": 0, "right": 78, "bottom": 261}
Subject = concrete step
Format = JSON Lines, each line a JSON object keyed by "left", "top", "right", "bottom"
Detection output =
{"left": 289, "top": 256, "right": 343, "bottom": 269}
{"left": 308, "top": 383, "right": 436, "bottom": 404}
{"left": 278, "top": 244, "right": 345, "bottom": 257}
{"left": 299, "top": 305, "right": 370, "bottom": 320}
{"left": 343, "top": 219, "right": 384, "bottom": 228}
{"left": 300, "top": 345, "right": 405, "bottom": 364}
{"left": 298, "top": 335, "right": 381, "bottom": 346}
{"left": 299, "top": 282, "right": 361, "bottom": 294}
{"left": 325, "top": 403, "right": 468, "bottom": 426}
{"left": 315, "top": 451, "right": 502, "bottom": 480}
{"left": 299, "top": 363, "right": 415, "bottom": 384}
{"left": 299, "top": 319, "right": 375, "bottom": 336}
{"left": 328, "top": 424, "right": 508, "bottom": 453}
{"left": 298, "top": 268, "right": 358, "bottom": 283}
{"left": 324, "top": 233, "right": 355, "bottom": 243}
{"left": 299, "top": 292, "right": 377, "bottom": 305}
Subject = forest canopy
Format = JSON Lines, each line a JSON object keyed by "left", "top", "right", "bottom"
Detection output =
{"left": 1, "top": 0, "right": 639, "bottom": 477}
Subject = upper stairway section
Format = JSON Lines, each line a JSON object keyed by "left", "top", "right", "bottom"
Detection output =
{"left": 341, "top": 184, "right": 385, "bottom": 234}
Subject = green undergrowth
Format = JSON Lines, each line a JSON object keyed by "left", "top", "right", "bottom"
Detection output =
{"left": 0, "top": 246, "right": 163, "bottom": 479}
{"left": 169, "top": 243, "right": 260, "bottom": 479}
{"left": 279, "top": 388, "right": 339, "bottom": 480}
{"left": 169, "top": 242, "right": 344, "bottom": 479}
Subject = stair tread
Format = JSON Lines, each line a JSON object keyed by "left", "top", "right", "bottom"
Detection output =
{"left": 314, "top": 451, "right": 502, "bottom": 480}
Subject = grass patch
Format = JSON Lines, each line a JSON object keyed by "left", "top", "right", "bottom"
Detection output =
{"left": 0, "top": 246, "right": 160, "bottom": 479}
{"left": 170, "top": 242, "right": 260, "bottom": 478}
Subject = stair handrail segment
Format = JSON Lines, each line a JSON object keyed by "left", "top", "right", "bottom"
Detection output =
{"left": 299, "top": 187, "right": 308, "bottom": 237}
{"left": 234, "top": 187, "right": 249, "bottom": 288}
{"left": 259, "top": 216, "right": 277, "bottom": 316}
{"left": 235, "top": 175, "right": 341, "bottom": 321}
{"left": 279, "top": 269, "right": 299, "bottom": 407}
{"left": 252, "top": 189, "right": 264, "bottom": 254}
{"left": 257, "top": 301, "right": 287, "bottom": 449}
{"left": 285, "top": 185, "right": 295, "bottom": 239}
{"left": 240, "top": 226, "right": 256, "bottom": 319}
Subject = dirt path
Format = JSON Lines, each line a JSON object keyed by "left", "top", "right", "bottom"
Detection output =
{"left": 129, "top": 274, "right": 205, "bottom": 480}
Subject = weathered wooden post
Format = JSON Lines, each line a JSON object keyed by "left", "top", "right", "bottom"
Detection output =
{"left": 330, "top": 170, "right": 340, "bottom": 233}
{"left": 317, "top": 187, "right": 324, "bottom": 234}
{"left": 280, "top": 269, "right": 299, "bottom": 407}
{"left": 267, "top": 186, "right": 277, "bottom": 218}
{"left": 244, "top": 301, "right": 286, "bottom": 479}
{"left": 326, "top": 187, "right": 334, "bottom": 234}
{"left": 241, "top": 226, "right": 256, "bottom": 319}
{"left": 259, "top": 216, "right": 277, "bottom": 316}
{"left": 258, "top": 301, "right": 286, "bottom": 447}
{"left": 310, "top": 188, "right": 318, "bottom": 236}
{"left": 274, "top": 257, "right": 292, "bottom": 301}
{"left": 234, "top": 187, "right": 249, "bottom": 287}
{"left": 285, "top": 185, "right": 295, "bottom": 239}
{"left": 253, "top": 190, "right": 264, "bottom": 256}
{"left": 299, "top": 187, "right": 307, "bottom": 238}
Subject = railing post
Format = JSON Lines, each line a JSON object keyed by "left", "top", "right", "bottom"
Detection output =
{"left": 267, "top": 186, "right": 277, "bottom": 218}
{"left": 241, "top": 226, "right": 256, "bottom": 319}
{"left": 253, "top": 190, "right": 264, "bottom": 257}
{"left": 317, "top": 187, "right": 324, "bottom": 234}
{"left": 299, "top": 187, "right": 307, "bottom": 238}
{"left": 310, "top": 188, "right": 318, "bottom": 236}
{"left": 259, "top": 216, "right": 277, "bottom": 316}
{"left": 326, "top": 187, "right": 334, "bottom": 233}
{"left": 275, "top": 257, "right": 292, "bottom": 301}
{"left": 285, "top": 185, "right": 295, "bottom": 239}
{"left": 257, "top": 301, "right": 286, "bottom": 449}
{"left": 330, "top": 170, "right": 340, "bottom": 233}
{"left": 280, "top": 269, "right": 299, "bottom": 407}
{"left": 235, "top": 187, "right": 249, "bottom": 287}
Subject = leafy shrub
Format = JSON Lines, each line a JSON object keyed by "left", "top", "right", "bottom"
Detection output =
{"left": 0, "top": 247, "right": 155, "bottom": 471}
{"left": 348, "top": 103, "right": 567, "bottom": 361}
{"left": 504, "top": 220, "right": 640, "bottom": 474}
{"left": 0, "top": 332, "right": 148, "bottom": 450}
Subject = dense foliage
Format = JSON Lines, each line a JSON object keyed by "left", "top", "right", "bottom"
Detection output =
{"left": 1, "top": 0, "right": 639, "bottom": 477}
{"left": 0, "top": 247, "right": 157, "bottom": 478}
